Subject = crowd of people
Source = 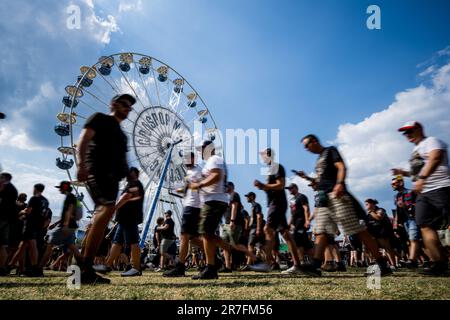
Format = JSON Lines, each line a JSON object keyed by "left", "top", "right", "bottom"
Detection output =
{"left": 0, "top": 94, "right": 449, "bottom": 284}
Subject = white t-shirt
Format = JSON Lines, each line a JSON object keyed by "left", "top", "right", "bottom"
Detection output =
{"left": 182, "top": 166, "right": 203, "bottom": 208}
{"left": 200, "top": 155, "right": 229, "bottom": 203}
{"left": 412, "top": 137, "right": 450, "bottom": 193}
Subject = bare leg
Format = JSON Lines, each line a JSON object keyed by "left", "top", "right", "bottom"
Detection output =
{"left": 81, "top": 204, "right": 115, "bottom": 270}
{"left": 357, "top": 230, "right": 381, "bottom": 260}
{"left": 280, "top": 229, "right": 301, "bottom": 266}
{"left": 105, "top": 243, "right": 122, "bottom": 267}
{"left": 420, "top": 227, "right": 445, "bottom": 262}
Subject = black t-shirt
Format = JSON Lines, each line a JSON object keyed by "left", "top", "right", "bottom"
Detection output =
{"left": 249, "top": 202, "right": 263, "bottom": 230}
{"left": 315, "top": 147, "right": 344, "bottom": 192}
{"left": 266, "top": 163, "right": 287, "bottom": 206}
{"left": 60, "top": 193, "right": 78, "bottom": 229}
{"left": 0, "top": 182, "right": 18, "bottom": 220}
{"left": 115, "top": 180, "right": 145, "bottom": 225}
{"left": 224, "top": 192, "right": 245, "bottom": 225}
{"left": 395, "top": 189, "right": 416, "bottom": 223}
{"left": 27, "top": 195, "right": 50, "bottom": 228}
{"left": 153, "top": 225, "right": 161, "bottom": 248}
{"left": 84, "top": 113, "right": 128, "bottom": 179}
{"left": 161, "top": 218, "right": 176, "bottom": 240}
{"left": 290, "top": 193, "right": 309, "bottom": 230}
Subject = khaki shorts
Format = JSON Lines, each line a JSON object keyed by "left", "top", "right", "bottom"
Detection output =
{"left": 315, "top": 193, "right": 365, "bottom": 236}
{"left": 160, "top": 239, "right": 175, "bottom": 254}
{"left": 221, "top": 224, "right": 243, "bottom": 246}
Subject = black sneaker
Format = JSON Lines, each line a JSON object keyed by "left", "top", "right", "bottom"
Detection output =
{"left": 405, "top": 260, "right": 418, "bottom": 269}
{"left": 300, "top": 263, "right": 322, "bottom": 277}
{"left": 219, "top": 267, "right": 232, "bottom": 273}
{"left": 421, "top": 261, "right": 448, "bottom": 276}
{"left": 365, "top": 260, "right": 393, "bottom": 276}
{"left": 322, "top": 261, "right": 337, "bottom": 272}
{"left": 336, "top": 262, "right": 347, "bottom": 272}
{"left": 81, "top": 270, "right": 111, "bottom": 285}
{"left": 163, "top": 263, "right": 185, "bottom": 277}
{"left": 192, "top": 266, "right": 218, "bottom": 280}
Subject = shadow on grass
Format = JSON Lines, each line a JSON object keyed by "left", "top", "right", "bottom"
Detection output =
{"left": 0, "top": 282, "right": 64, "bottom": 288}
{"left": 117, "top": 281, "right": 273, "bottom": 289}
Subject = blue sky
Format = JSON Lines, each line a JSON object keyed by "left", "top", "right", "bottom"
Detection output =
{"left": 1, "top": 0, "right": 450, "bottom": 220}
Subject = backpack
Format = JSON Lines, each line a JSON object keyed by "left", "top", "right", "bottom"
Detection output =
{"left": 74, "top": 199, "right": 84, "bottom": 221}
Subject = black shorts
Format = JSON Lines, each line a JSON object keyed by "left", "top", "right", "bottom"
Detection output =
{"left": 86, "top": 174, "right": 120, "bottom": 206}
{"left": 416, "top": 187, "right": 450, "bottom": 229}
{"left": 266, "top": 203, "right": 288, "bottom": 232}
{"left": 326, "top": 235, "right": 336, "bottom": 245}
{"left": 293, "top": 229, "right": 313, "bottom": 249}
{"left": 180, "top": 206, "right": 201, "bottom": 236}
{"left": 23, "top": 224, "right": 39, "bottom": 240}
{"left": 349, "top": 235, "right": 362, "bottom": 252}
{"left": 198, "top": 201, "right": 228, "bottom": 236}
{"left": 248, "top": 229, "right": 265, "bottom": 246}
{"left": 273, "top": 233, "right": 281, "bottom": 251}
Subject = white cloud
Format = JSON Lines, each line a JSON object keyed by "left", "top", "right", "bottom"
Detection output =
{"left": 118, "top": 0, "right": 143, "bottom": 13}
{"left": 2, "top": 160, "right": 67, "bottom": 217}
{"left": 0, "top": 82, "right": 57, "bottom": 151}
{"left": 82, "top": 0, "right": 120, "bottom": 45}
{"left": 335, "top": 61, "right": 450, "bottom": 201}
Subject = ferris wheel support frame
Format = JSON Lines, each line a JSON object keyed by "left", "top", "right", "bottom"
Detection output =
{"left": 139, "top": 139, "right": 183, "bottom": 248}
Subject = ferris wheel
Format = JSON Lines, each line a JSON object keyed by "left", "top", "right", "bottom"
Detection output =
{"left": 54, "top": 52, "right": 222, "bottom": 245}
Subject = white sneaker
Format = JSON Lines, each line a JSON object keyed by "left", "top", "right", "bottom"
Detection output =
{"left": 155, "top": 267, "right": 163, "bottom": 272}
{"left": 121, "top": 268, "right": 142, "bottom": 277}
{"left": 281, "top": 265, "right": 302, "bottom": 275}
{"left": 249, "top": 262, "right": 271, "bottom": 273}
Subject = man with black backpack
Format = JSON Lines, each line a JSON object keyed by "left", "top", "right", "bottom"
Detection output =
{"left": 39, "top": 181, "right": 82, "bottom": 270}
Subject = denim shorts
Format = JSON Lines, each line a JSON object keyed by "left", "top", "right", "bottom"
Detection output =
{"left": 49, "top": 228, "right": 76, "bottom": 246}
{"left": 404, "top": 218, "right": 420, "bottom": 241}
{"left": 112, "top": 223, "right": 140, "bottom": 245}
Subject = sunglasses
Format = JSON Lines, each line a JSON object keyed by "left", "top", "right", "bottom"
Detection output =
{"left": 402, "top": 128, "right": 415, "bottom": 135}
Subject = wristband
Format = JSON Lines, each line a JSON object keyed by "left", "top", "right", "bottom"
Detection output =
{"left": 418, "top": 175, "right": 428, "bottom": 180}
{"left": 336, "top": 180, "right": 345, "bottom": 185}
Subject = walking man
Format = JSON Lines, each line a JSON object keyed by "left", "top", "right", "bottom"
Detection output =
{"left": 164, "top": 152, "right": 203, "bottom": 277}
{"left": 243, "top": 192, "right": 265, "bottom": 269}
{"left": 300, "top": 134, "right": 392, "bottom": 276}
{"left": 76, "top": 93, "right": 136, "bottom": 284}
{"left": 189, "top": 140, "right": 251, "bottom": 279}
{"left": 392, "top": 176, "right": 421, "bottom": 268}
{"left": 0, "top": 173, "right": 18, "bottom": 276}
{"left": 39, "top": 181, "right": 82, "bottom": 269}
{"left": 393, "top": 121, "right": 449, "bottom": 276}
{"left": 251, "top": 148, "right": 303, "bottom": 274}
{"left": 93, "top": 167, "right": 145, "bottom": 277}
{"left": 286, "top": 183, "right": 314, "bottom": 264}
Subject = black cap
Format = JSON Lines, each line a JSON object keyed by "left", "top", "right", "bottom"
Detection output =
{"left": 55, "top": 181, "right": 72, "bottom": 190}
{"left": 285, "top": 183, "right": 298, "bottom": 190}
{"left": 110, "top": 93, "right": 136, "bottom": 106}
{"left": 244, "top": 192, "right": 256, "bottom": 198}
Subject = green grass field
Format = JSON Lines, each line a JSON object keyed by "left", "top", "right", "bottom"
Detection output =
{"left": 0, "top": 268, "right": 449, "bottom": 300}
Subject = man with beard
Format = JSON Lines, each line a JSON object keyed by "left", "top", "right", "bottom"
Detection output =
{"left": 76, "top": 93, "right": 136, "bottom": 284}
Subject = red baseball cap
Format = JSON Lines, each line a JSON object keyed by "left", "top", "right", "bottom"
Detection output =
{"left": 398, "top": 121, "right": 423, "bottom": 132}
